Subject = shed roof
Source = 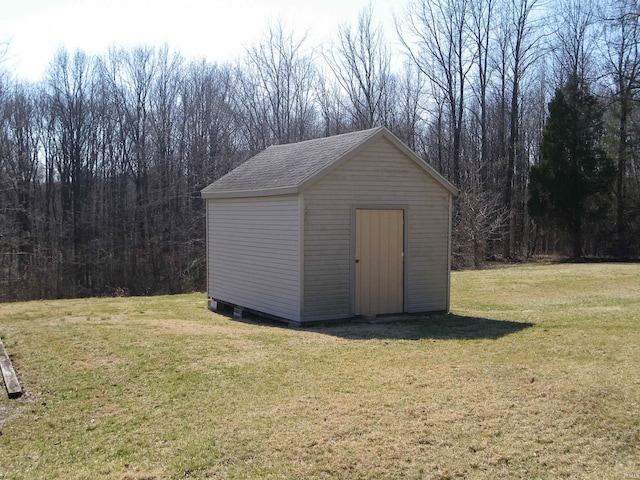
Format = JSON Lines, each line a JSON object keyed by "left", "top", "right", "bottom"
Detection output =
{"left": 201, "top": 126, "right": 458, "bottom": 198}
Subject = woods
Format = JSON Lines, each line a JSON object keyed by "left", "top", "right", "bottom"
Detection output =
{"left": 2, "top": 0, "right": 640, "bottom": 302}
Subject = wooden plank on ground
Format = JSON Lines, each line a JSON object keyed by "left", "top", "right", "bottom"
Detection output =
{"left": 0, "top": 338, "right": 22, "bottom": 398}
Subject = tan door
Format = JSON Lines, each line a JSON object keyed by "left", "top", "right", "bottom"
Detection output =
{"left": 355, "top": 209, "right": 404, "bottom": 316}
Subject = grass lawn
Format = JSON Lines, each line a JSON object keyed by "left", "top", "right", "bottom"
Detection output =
{"left": 0, "top": 263, "right": 639, "bottom": 479}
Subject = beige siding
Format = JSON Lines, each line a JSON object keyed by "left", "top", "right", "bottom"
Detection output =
{"left": 302, "top": 137, "right": 451, "bottom": 321}
{"left": 207, "top": 195, "right": 301, "bottom": 321}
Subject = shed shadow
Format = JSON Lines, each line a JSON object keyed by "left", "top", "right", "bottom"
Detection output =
{"left": 304, "top": 313, "right": 534, "bottom": 341}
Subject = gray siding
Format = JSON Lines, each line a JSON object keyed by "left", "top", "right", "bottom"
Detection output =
{"left": 302, "top": 137, "right": 451, "bottom": 321}
{"left": 207, "top": 195, "right": 301, "bottom": 321}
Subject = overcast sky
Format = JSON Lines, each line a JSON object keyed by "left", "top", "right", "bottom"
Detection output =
{"left": 1, "top": 0, "right": 403, "bottom": 82}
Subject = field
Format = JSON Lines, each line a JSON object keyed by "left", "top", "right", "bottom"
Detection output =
{"left": 0, "top": 263, "right": 639, "bottom": 479}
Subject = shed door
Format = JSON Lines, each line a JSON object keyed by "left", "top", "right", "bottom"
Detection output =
{"left": 355, "top": 209, "right": 404, "bottom": 316}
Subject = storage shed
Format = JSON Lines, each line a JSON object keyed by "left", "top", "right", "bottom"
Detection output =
{"left": 201, "top": 126, "right": 458, "bottom": 326}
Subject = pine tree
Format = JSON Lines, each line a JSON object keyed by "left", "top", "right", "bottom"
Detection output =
{"left": 528, "top": 77, "right": 616, "bottom": 259}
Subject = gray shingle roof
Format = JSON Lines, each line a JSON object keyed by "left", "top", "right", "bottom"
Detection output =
{"left": 201, "top": 126, "right": 458, "bottom": 198}
{"left": 201, "top": 127, "right": 384, "bottom": 197}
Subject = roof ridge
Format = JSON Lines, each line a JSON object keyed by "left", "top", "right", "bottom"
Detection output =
{"left": 201, "top": 126, "right": 457, "bottom": 199}
{"left": 269, "top": 126, "right": 383, "bottom": 148}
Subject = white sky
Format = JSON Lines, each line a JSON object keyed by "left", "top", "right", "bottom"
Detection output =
{"left": 1, "top": 0, "right": 405, "bottom": 82}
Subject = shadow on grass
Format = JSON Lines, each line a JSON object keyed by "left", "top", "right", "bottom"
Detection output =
{"left": 218, "top": 305, "right": 533, "bottom": 341}
{"left": 306, "top": 314, "right": 534, "bottom": 341}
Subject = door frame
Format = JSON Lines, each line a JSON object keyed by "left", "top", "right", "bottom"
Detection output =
{"left": 350, "top": 204, "right": 409, "bottom": 317}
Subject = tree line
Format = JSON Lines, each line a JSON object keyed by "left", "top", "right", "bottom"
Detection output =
{"left": 1, "top": 0, "right": 639, "bottom": 302}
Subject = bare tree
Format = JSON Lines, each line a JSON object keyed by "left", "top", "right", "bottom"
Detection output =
{"left": 181, "top": 61, "right": 238, "bottom": 182}
{"left": 454, "top": 187, "right": 508, "bottom": 267}
{"left": 315, "top": 72, "right": 348, "bottom": 136}
{"left": 399, "top": 0, "right": 474, "bottom": 187}
{"left": 602, "top": 0, "right": 640, "bottom": 257}
{"left": 327, "top": 5, "right": 393, "bottom": 130}
{"left": 45, "top": 48, "right": 97, "bottom": 292}
{"left": 0, "top": 81, "right": 46, "bottom": 299}
{"left": 239, "top": 22, "right": 317, "bottom": 147}
{"left": 4, "top": 0, "right": 640, "bottom": 301}
{"left": 469, "top": 0, "right": 496, "bottom": 182}
{"left": 498, "top": 0, "right": 546, "bottom": 258}
{"left": 393, "top": 62, "right": 427, "bottom": 149}
{"left": 552, "top": 0, "right": 599, "bottom": 84}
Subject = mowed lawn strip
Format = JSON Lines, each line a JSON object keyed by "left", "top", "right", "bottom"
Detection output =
{"left": 0, "top": 263, "right": 638, "bottom": 479}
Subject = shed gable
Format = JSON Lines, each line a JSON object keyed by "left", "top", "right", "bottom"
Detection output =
{"left": 302, "top": 136, "right": 452, "bottom": 321}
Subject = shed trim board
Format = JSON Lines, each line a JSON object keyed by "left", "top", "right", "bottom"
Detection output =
{"left": 205, "top": 200, "right": 211, "bottom": 307}
{"left": 203, "top": 185, "right": 300, "bottom": 199}
{"left": 298, "top": 193, "right": 306, "bottom": 321}
{"left": 447, "top": 194, "right": 453, "bottom": 312}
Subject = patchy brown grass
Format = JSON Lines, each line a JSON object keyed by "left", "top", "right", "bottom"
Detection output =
{"left": 0, "top": 263, "right": 639, "bottom": 479}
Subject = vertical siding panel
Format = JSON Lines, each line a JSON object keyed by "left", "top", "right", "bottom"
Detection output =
{"left": 207, "top": 195, "right": 301, "bottom": 321}
{"left": 303, "top": 137, "right": 451, "bottom": 321}
{"left": 390, "top": 210, "right": 404, "bottom": 311}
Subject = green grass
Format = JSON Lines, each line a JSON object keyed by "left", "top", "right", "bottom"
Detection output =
{"left": 0, "top": 263, "right": 639, "bottom": 479}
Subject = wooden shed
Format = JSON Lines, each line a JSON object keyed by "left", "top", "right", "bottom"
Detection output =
{"left": 201, "top": 126, "right": 458, "bottom": 326}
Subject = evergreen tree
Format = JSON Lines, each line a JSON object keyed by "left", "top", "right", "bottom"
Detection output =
{"left": 528, "top": 77, "right": 616, "bottom": 259}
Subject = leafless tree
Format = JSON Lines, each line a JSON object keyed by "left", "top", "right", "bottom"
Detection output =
{"left": 552, "top": 0, "right": 600, "bottom": 84}
{"left": 239, "top": 22, "right": 317, "bottom": 147}
{"left": 393, "top": 63, "right": 427, "bottom": 150}
{"left": 3, "top": 1, "right": 640, "bottom": 302}
{"left": 399, "top": 0, "right": 474, "bottom": 187}
{"left": 496, "top": 0, "right": 546, "bottom": 258}
{"left": 327, "top": 5, "right": 393, "bottom": 130}
{"left": 45, "top": 48, "right": 98, "bottom": 292}
{"left": 601, "top": 0, "right": 640, "bottom": 257}
{"left": 315, "top": 72, "right": 348, "bottom": 136}
{"left": 469, "top": 0, "right": 496, "bottom": 182}
{"left": 454, "top": 187, "right": 508, "bottom": 267}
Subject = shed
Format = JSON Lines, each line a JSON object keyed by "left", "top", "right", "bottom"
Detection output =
{"left": 201, "top": 126, "right": 458, "bottom": 326}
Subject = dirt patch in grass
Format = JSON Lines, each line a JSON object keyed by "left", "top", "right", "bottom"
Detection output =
{"left": 0, "top": 401, "right": 15, "bottom": 425}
